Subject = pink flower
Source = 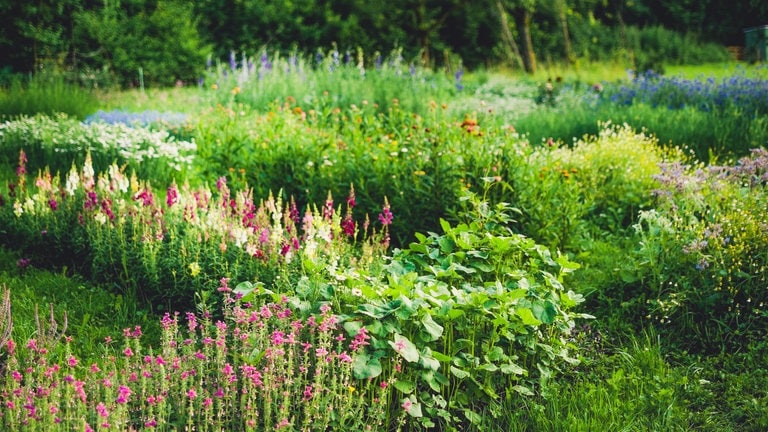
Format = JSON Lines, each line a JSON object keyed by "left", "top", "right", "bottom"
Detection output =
{"left": 378, "top": 206, "right": 393, "bottom": 226}
{"left": 350, "top": 327, "right": 370, "bottom": 351}
{"left": 187, "top": 389, "right": 197, "bottom": 399}
{"left": 303, "top": 385, "right": 313, "bottom": 400}
{"left": 401, "top": 399, "right": 413, "bottom": 411}
{"left": 166, "top": 184, "right": 179, "bottom": 207}
{"left": 5, "top": 339, "right": 15, "bottom": 355}
{"left": 217, "top": 278, "right": 231, "bottom": 292}
{"left": 67, "top": 356, "right": 78, "bottom": 367}
{"left": 271, "top": 331, "right": 285, "bottom": 345}
{"left": 123, "top": 347, "right": 134, "bottom": 357}
{"left": 117, "top": 385, "right": 132, "bottom": 404}
{"left": 96, "top": 402, "right": 109, "bottom": 418}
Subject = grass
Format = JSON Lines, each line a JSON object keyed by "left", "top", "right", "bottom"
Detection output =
{"left": 1, "top": 247, "right": 155, "bottom": 365}
{"left": 0, "top": 75, "right": 99, "bottom": 120}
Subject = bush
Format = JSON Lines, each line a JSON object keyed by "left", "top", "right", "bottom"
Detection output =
{"left": 331, "top": 193, "right": 591, "bottom": 428}
{"left": 633, "top": 149, "right": 768, "bottom": 351}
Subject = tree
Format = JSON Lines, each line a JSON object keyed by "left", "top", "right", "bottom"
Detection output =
{"left": 499, "top": 0, "right": 538, "bottom": 73}
{"left": 76, "top": 0, "right": 209, "bottom": 87}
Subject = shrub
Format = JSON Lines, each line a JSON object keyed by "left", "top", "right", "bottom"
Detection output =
{"left": 504, "top": 123, "right": 679, "bottom": 250}
{"left": 333, "top": 192, "right": 591, "bottom": 429}
{"left": 633, "top": 148, "right": 768, "bottom": 351}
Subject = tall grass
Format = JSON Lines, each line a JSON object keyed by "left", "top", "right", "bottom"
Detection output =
{"left": 0, "top": 75, "right": 99, "bottom": 120}
{"left": 203, "top": 48, "right": 461, "bottom": 117}
{"left": 513, "top": 68, "right": 768, "bottom": 160}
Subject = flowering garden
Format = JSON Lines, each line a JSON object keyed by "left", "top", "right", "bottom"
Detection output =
{"left": 1, "top": 52, "right": 768, "bottom": 431}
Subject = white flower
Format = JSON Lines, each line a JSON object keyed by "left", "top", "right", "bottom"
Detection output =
{"left": 65, "top": 166, "right": 80, "bottom": 196}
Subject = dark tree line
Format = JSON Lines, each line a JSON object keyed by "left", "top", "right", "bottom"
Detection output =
{"left": 0, "top": 0, "right": 765, "bottom": 86}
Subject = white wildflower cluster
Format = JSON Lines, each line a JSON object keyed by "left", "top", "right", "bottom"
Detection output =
{"left": 0, "top": 114, "right": 196, "bottom": 172}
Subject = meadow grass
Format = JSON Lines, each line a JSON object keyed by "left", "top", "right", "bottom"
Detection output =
{"left": 0, "top": 75, "right": 99, "bottom": 121}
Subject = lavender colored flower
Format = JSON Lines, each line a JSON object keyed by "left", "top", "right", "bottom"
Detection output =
{"left": 229, "top": 51, "right": 237, "bottom": 71}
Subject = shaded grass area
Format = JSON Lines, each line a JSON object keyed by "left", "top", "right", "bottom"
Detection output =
{"left": 1, "top": 246, "right": 160, "bottom": 365}
{"left": 0, "top": 76, "right": 99, "bottom": 121}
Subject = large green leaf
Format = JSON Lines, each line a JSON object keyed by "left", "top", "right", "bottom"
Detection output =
{"left": 516, "top": 307, "right": 542, "bottom": 326}
{"left": 420, "top": 312, "right": 444, "bottom": 341}
{"left": 352, "top": 352, "right": 383, "bottom": 379}
{"left": 389, "top": 334, "right": 419, "bottom": 363}
{"left": 532, "top": 300, "right": 558, "bottom": 324}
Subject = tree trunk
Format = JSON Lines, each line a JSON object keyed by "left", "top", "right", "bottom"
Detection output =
{"left": 513, "top": 7, "right": 536, "bottom": 74}
{"left": 559, "top": 6, "right": 573, "bottom": 63}
{"left": 495, "top": 0, "right": 524, "bottom": 69}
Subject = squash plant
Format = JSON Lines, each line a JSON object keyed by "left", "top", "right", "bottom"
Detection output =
{"left": 344, "top": 192, "right": 592, "bottom": 429}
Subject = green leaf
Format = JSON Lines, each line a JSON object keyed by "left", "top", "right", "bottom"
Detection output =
{"left": 507, "top": 288, "right": 528, "bottom": 301}
{"left": 512, "top": 384, "right": 535, "bottom": 396}
{"left": 556, "top": 254, "right": 581, "bottom": 273}
{"left": 234, "top": 281, "right": 257, "bottom": 297}
{"left": 532, "top": 300, "right": 558, "bottom": 324}
{"left": 420, "top": 313, "right": 444, "bottom": 341}
{"left": 431, "top": 350, "right": 452, "bottom": 362}
{"left": 439, "top": 218, "right": 452, "bottom": 234}
{"left": 420, "top": 353, "right": 441, "bottom": 371}
{"left": 394, "top": 379, "right": 416, "bottom": 394}
{"left": 389, "top": 334, "right": 419, "bottom": 363}
{"left": 486, "top": 346, "right": 505, "bottom": 362}
{"left": 500, "top": 362, "right": 526, "bottom": 375}
{"left": 464, "top": 409, "right": 483, "bottom": 425}
{"left": 320, "top": 283, "right": 335, "bottom": 299}
{"left": 479, "top": 363, "right": 499, "bottom": 372}
{"left": 437, "top": 235, "right": 455, "bottom": 253}
{"left": 352, "top": 353, "right": 383, "bottom": 379}
{"left": 404, "top": 396, "right": 423, "bottom": 418}
{"left": 420, "top": 370, "right": 444, "bottom": 392}
{"left": 516, "top": 307, "right": 542, "bottom": 326}
{"left": 450, "top": 366, "right": 470, "bottom": 379}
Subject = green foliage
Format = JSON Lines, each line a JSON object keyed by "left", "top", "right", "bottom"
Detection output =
{"left": 0, "top": 75, "right": 99, "bottom": 120}
{"left": 190, "top": 93, "right": 513, "bottom": 247}
{"left": 632, "top": 150, "right": 768, "bottom": 351}
{"left": 202, "top": 47, "right": 459, "bottom": 116}
{"left": 0, "top": 247, "right": 151, "bottom": 366}
{"left": 504, "top": 123, "right": 677, "bottom": 250}
{"left": 624, "top": 26, "right": 732, "bottom": 73}
{"left": 75, "top": 0, "right": 209, "bottom": 87}
{"left": 338, "top": 193, "right": 590, "bottom": 428}
{"left": 515, "top": 79, "right": 768, "bottom": 162}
